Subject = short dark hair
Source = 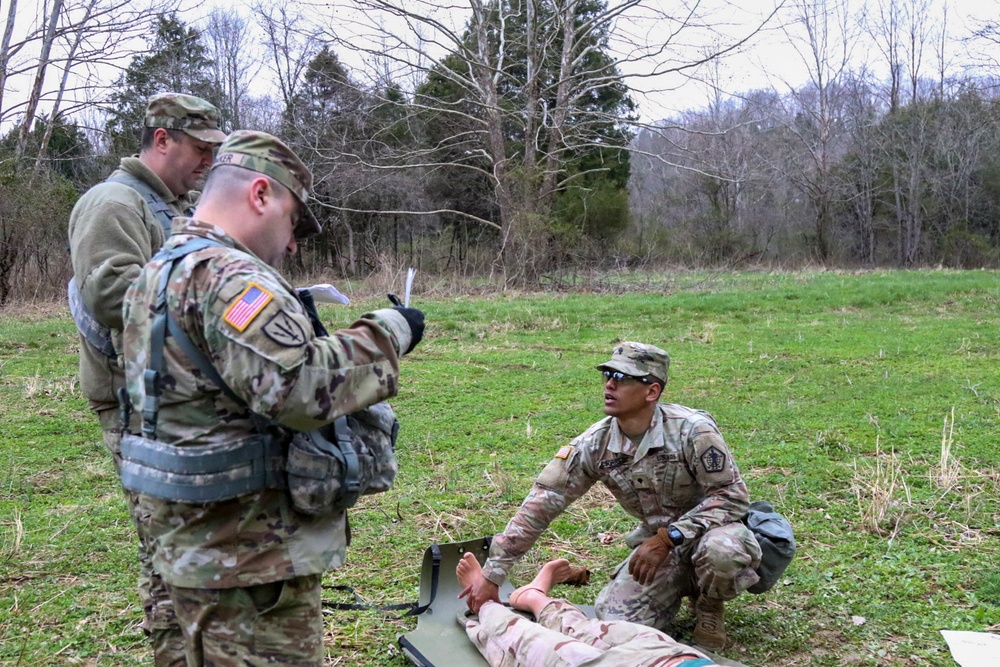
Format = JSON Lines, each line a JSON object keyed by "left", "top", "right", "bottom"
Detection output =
{"left": 140, "top": 126, "right": 186, "bottom": 151}
{"left": 201, "top": 163, "right": 287, "bottom": 202}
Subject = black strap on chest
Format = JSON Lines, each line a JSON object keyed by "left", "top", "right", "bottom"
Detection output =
{"left": 68, "top": 173, "right": 191, "bottom": 359}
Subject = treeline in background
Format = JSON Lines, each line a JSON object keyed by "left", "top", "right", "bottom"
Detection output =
{"left": 1, "top": 0, "right": 999, "bottom": 305}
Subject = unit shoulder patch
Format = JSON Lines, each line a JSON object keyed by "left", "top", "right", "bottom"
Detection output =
{"left": 223, "top": 283, "right": 272, "bottom": 331}
{"left": 262, "top": 311, "right": 307, "bottom": 347}
{"left": 700, "top": 446, "right": 727, "bottom": 473}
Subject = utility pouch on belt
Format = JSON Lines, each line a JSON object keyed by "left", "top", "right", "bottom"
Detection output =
{"left": 286, "top": 402, "right": 399, "bottom": 516}
{"left": 742, "top": 499, "right": 796, "bottom": 594}
{"left": 286, "top": 288, "right": 399, "bottom": 514}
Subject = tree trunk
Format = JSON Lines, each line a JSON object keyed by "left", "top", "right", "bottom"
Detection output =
{"left": 36, "top": 0, "right": 100, "bottom": 171}
{"left": 0, "top": 0, "right": 19, "bottom": 118}
{"left": 17, "top": 0, "right": 64, "bottom": 159}
{"left": 540, "top": 0, "right": 578, "bottom": 207}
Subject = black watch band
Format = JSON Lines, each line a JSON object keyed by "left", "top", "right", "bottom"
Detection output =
{"left": 666, "top": 526, "right": 685, "bottom": 546}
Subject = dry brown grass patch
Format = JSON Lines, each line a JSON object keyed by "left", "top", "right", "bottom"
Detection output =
{"left": 850, "top": 437, "right": 911, "bottom": 538}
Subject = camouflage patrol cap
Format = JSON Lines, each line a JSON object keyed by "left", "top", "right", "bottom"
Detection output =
{"left": 212, "top": 129, "right": 321, "bottom": 239}
{"left": 597, "top": 342, "right": 669, "bottom": 385}
{"left": 144, "top": 93, "right": 227, "bottom": 144}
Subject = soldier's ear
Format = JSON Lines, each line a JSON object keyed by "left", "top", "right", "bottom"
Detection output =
{"left": 646, "top": 382, "right": 662, "bottom": 403}
{"left": 248, "top": 177, "right": 271, "bottom": 215}
{"left": 152, "top": 127, "right": 172, "bottom": 151}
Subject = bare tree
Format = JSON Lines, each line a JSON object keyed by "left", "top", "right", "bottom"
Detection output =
{"left": 0, "top": 0, "right": 24, "bottom": 120}
{"left": 15, "top": 0, "right": 64, "bottom": 158}
{"left": 34, "top": 0, "right": 99, "bottom": 169}
{"left": 204, "top": 7, "right": 260, "bottom": 130}
{"left": 864, "top": 0, "right": 903, "bottom": 113}
{"left": 778, "top": 0, "right": 856, "bottom": 261}
{"left": 297, "top": 0, "right": 779, "bottom": 282}
{"left": 253, "top": 3, "right": 321, "bottom": 112}
{"left": 2, "top": 0, "right": 178, "bottom": 164}
{"left": 902, "top": 0, "right": 931, "bottom": 104}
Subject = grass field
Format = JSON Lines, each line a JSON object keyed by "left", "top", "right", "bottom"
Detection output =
{"left": 2, "top": 269, "right": 999, "bottom": 666}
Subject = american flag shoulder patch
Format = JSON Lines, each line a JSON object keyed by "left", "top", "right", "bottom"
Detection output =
{"left": 223, "top": 283, "right": 273, "bottom": 331}
{"left": 555, "top": 445, "right": 574, "bottom": 459}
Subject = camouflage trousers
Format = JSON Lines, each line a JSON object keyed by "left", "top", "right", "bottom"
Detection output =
{"left": 466, "top": 599, "right": 715, "bottom": 666}
{"left": 167, "top": 574, "right": 325, "bottom": 666}
{"left": 99, "top": 409, "right": 185, "bottom": 667}
{"left": 594, "top": 522, "right": 761, "bottom": 632}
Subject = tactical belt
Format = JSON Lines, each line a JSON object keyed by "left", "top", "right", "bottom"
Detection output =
{"left": 119, "top": 433, "right": 288, "bottom": 504}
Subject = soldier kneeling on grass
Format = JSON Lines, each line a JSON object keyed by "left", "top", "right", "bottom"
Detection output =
{"left": 461, "top": 342, "right": 762, "bottom": 652}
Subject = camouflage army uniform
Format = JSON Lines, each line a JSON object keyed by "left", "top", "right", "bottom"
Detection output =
{"left": 121, "top": 132, "right": 415, "bottom": 666}
{"left": 67, "top": 93, "right": 226, "bottom": 666}
{"left": 468, "top": 599, "right": 717, "bottom": 667}
{"left": 482, "top": 404, "right": 761, "bottom": 632}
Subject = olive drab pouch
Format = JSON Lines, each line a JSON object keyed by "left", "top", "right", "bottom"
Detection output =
{"left": 349, "top": 401, "right": 400, "bottom": 495}
{"left": 742, "top": 500, "right": 796, "bottom": 594}
{"left": 286, "top": 401, "right": 400, "bottom": 516}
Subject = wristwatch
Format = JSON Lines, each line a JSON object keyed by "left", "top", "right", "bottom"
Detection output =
{"left": 666, "top": 526, "right": 685, "bottom": 547}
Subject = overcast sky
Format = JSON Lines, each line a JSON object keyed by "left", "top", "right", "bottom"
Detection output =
{"left": 264, "top": 0, "right": 1000, "bottom": 122}
{"left": 3, "top": 0, "right": 1000, "bottom": 129}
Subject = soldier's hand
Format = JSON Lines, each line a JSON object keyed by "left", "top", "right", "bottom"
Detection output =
{"left": 393, "top": 306, "right": 424, "bottom": 353}
{"left": 459, "top": 572, "right": 500, "bottom": 615}
{"left": 628, "top": 528, "right": 673, "bottom": 586}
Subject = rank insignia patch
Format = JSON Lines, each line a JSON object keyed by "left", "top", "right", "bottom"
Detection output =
{"left": 555, "top": 445, "right": 574, "bottom": 459}
{"left": 263, "top": 311, "right": 307, "bottom": 347}
{"left": 223, "top": 284, "right": 272, "bottom": 331}
{"left": 700, "top": 446, "right": 727, "bottom": 473}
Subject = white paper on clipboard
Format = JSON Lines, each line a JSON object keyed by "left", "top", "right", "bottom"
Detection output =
{"left": 300, "top": 283, "right": 350, "bottom": 305}
{"left": 941, "top": 630, "right": 1000, "bottom": 667}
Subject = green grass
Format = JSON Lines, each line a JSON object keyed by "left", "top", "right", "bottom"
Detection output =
{"left": 2, "top": 269, "right": 999, "bottom": 665}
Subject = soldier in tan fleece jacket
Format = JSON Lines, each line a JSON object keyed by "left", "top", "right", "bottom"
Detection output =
{"left": 67, "top": 93, "right": 225, "bottom": 666}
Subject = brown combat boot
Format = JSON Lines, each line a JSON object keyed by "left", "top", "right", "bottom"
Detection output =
{"left": 691, "top": 596, "right": 726, "bottom": 651}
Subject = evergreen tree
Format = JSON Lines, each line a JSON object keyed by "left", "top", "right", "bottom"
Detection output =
{"left": 104, "top": 13, "right": 218, "bottom": 156}
{"left": 414, "top": 0, "right": 636, "bottom": 259}
{"left": 1, "top": 115, "right": 93, "bottom": 184}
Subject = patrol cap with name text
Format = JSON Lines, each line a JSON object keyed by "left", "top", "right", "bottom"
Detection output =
{"left": 212, "top": 129, "right": 321, "bottom": 239}
{"left": 144, "top": 93, "right": 227, "bottom": 144}
{"left": 597, "top": 342, "right": 669, "bottom": 385}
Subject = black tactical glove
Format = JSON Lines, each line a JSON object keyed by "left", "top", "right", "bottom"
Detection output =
{"left": 394, "top": 306, "right": 424, "bottom": 354}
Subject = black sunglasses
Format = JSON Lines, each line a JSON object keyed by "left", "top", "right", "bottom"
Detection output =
{"left": 601, "top": 370, "right": 654, "bottom": 385}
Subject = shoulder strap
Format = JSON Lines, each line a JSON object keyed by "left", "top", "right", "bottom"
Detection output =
{"left": 68, "top": 172, "right": 188, "bottom": 359}
{"left": 106, "top": 171, "right": 193, "bottom": 237}
{"left": 141, "top": 237, "right": 267, "bottom": 438}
